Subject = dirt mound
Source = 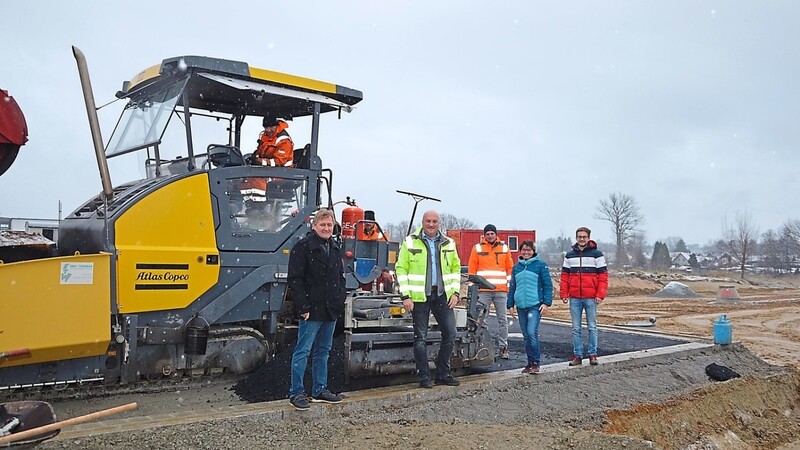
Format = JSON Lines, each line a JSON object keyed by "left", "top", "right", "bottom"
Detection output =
{"left": 604, "top": 273, "right": 662, "bottom": 296}
{"left": 604, "top": 371, "right": 800, "bottom": 450}
{"left": 651, "top": 281, "right": 701, "bottom": 298}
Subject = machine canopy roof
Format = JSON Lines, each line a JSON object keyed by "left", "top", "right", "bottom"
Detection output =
{"left": 120, "top": 55, "right": 363, "bottom": 119}
{"left": 106, "top": 56, "right": 363, "bottom": 157}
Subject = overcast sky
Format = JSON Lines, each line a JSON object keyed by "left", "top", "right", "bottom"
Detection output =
{"left": 2, "top": 1, "right": 798, "bottom": 246}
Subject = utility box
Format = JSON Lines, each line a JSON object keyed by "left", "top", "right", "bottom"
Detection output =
{"left": 446, "top": 229, "right": 536, "bottom": 266}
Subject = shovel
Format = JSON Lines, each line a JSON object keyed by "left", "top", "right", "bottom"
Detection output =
{"left": 0, "top": 402, "right": 138, "bottom": 446}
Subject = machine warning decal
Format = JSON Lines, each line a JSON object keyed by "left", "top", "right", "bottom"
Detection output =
{"left": 60, "top": 262, "right": 94, "bottom": 284}
{"left": 134, "top": 263, "right": 190, "bottom": 290}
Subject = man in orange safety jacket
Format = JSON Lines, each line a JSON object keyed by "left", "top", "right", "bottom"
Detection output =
{"left": 240, "top": 115, "right": 294, "bottom": 205}
{"left": 253, "top": 115, "right": 294, "bottom": 167}
{"left": 468, "top": 224, "right": 514, "bottom": 359}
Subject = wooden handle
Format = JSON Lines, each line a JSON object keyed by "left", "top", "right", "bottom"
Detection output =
{"left": 0, "top": 402, "right": 137, "bottom": 445}
{"left": 0, "top": 348, "right": 30, "bottom": 359}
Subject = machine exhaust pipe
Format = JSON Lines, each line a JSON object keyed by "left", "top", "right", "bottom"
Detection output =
{"left": 72, "top": 46, "right": 113, "bottom": 200}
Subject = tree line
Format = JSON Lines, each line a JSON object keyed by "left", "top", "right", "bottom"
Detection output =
{"left": 380, "top": 193, "right": 800, "bottom": 280}
{"left": 585, "top": 193, "right": 800, "bottom": 279}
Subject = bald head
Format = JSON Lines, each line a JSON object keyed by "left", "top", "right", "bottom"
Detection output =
{"left": 421, "top": 210, "right": 440, "bottom": 238}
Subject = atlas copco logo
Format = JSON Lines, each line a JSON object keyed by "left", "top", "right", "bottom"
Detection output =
{"left": 136, "top": 272, "right": 190, "bottom": 282}
{"left": 133, "top": 263, "right": 191, "bottom": 290}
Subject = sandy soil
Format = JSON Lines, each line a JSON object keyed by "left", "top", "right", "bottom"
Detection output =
{"left": 34, "top": 272, "right": 800, "bottom": 450}
{"left": 546, "top": 272, "right": 800, "bottom": 368}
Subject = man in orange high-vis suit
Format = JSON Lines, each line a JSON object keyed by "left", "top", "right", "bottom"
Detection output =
{"left": 468, "top": 224, "right": 514, "bottom": 359}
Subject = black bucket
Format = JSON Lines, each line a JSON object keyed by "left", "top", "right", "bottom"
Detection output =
{"left": 184, "top": 316, "right": 210, "bottom": 355}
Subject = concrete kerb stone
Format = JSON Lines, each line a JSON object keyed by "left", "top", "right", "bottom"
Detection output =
{"left": 54, "top": 341, "right": 722, "bottom": 442}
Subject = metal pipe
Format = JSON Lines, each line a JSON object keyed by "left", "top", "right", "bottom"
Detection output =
{"left": 182, "top": 88, "right": 195, "bottom": 171}
{"left": 154, "top": 143, "right": 161, "bottom": 177}
{"left": 310, "top": 102, "right": 320, "bottom": 160}
{"left": 72, "top": 46, "right": 113, "bottom": 200}
{"left": 234, "top": 114, "right": 243, "bottom": 148}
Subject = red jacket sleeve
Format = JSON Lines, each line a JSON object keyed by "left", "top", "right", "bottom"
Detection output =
{"left": 559, "top": 262, "right": 570, "bottom": 299}
{"left": 596, "top": 268, "right": 609, "bottom": 299}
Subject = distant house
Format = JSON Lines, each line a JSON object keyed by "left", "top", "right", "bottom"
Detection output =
{"left": 695, "top": 254, "right": 714, "bottom": 269}
{"left": 670, "top": 252, "right": 691, "bottom": 267}
{"left": 716, "top": 253, "right": 735, "bottom": 267}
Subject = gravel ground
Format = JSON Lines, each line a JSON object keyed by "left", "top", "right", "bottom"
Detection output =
{"left": 36, "top": 343, "right": 798, "bottom": 450}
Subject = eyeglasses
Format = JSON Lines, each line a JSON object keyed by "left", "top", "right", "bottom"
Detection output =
{"left": 577, "top": 235, "right": 589, "bottom": 240}
{"left": 520, "top": 248, "right": 534, "bottom": 252}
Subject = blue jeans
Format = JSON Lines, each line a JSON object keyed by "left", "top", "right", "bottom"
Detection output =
{"left": 517, "top": 306, "right": 543, "bottom": 365}
{"left": 569, "top": 298, "right": 598, "bottom": 357}
{"left": 411, "top": 292, "right": 457, "bottom": 381}
{"left": 289, "top": 319, "right": 336, "bottom": 397}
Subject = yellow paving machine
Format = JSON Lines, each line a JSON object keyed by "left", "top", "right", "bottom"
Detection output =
{"left": 0, "top": 48, "right": 493, "bottom": 397}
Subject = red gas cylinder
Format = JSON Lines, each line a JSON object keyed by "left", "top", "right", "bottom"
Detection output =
{"left": 341, "top": 202, "right": 364, "bottom": 239}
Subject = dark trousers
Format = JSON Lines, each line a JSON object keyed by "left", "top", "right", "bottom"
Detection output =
{"left": 411, "top": 291, "right": 457, "bottom": 381}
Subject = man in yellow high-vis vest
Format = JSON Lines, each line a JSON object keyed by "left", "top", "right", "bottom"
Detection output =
{"left": 395, "top": 210, "right": 462, "bottom": 389}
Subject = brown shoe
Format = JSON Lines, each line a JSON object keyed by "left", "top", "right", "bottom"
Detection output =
{"left": 499, "top": 347, "right": 510, "bottom": 359}
{"left": 530, "top": 363, "right": 540, "bottom": 374}
{"left": 521, "top": 365, "right": 532, "bottom": 374}
{"left": 589, "top": 355, "right": 599, "bottom": 366}
{"left": 568, "top": 355, "right": 582, "bottom": 366}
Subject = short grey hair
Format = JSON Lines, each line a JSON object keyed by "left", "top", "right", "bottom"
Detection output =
{"left": 313, "top": 208, "right": 335, "bottom": 224}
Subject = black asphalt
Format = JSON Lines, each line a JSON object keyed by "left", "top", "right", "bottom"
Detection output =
{"left": 475, "top": 318, "right": 688, "bottom": 373}
{"left": 234, "top": 318, "right": 687, "bottom": 403}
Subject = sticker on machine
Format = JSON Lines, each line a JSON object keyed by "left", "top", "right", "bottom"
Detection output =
{"left": 60, "top": 262, "right": 94, "bottom": 284}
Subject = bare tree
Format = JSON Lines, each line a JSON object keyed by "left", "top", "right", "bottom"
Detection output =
{"left": 439, "top": 213, "right": 476, "bottom": 233}
{"left": 626, "top": 232, "right": 648, "bottom": 269}
{"left": 721, "top": 211, "right": 759, "bottom": 279}
{"left": 556, "top": 229, "right": 572, "bottom": 254}
{"left": 783, "top": 219, "right": 800, "bottom": 259}
{"left": 760, "top": 229, "right": 786, "bottom": 273}
{"left": 784, "top": 219, "right": 800, "bottom": 241}
{"left": 383, "top": 220, "right": 409, "bottom": 242}
{"left": 385, "top": 214, "right": 475, "bottom": 239}
{"left": 594, "top": 193, "right": 644, "bottom": 267}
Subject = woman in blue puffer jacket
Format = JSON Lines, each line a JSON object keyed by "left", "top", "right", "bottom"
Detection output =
{"left": 506, "top": 240, "right": 553, "bottom": 374}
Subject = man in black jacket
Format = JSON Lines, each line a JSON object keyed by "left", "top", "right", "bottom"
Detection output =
{"left": 287, "top": 208, "right": 347, "bottom": 410}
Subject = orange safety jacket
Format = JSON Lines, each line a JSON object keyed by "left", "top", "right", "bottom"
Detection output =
{"left": 241, "top": 121, "right": 294, "bottom": 201}
{"left": 254, "top": 121, "right": 294, "bottom": 167}
{"left": 468, "top": 238, "right": 514, "bottom": 292}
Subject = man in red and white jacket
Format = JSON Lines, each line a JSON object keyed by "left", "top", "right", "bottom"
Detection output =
{"left": 560, "top": 226, "right": 608, "bottom": 367}
{"left": 468, "top": 224, "right": 514, "bottom": 359}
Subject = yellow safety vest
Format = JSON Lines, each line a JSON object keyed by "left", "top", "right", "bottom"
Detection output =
{"left": 395, "top": 229, "right": 461, "bottom": 302}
